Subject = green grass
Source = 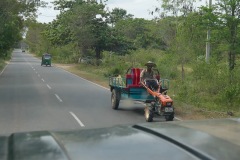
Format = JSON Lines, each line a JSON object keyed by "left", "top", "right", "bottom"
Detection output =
{"left": 0, "top": 60, "right": 6, "bottom": 71}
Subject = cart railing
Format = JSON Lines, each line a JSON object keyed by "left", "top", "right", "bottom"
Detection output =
{"left": 160, "top": 79, "right": 170, "bottom": 90}
{"left": 109, "top": 76, "right": 126, "bottom": 88}
{"left": 109, "top": 76, "right": 170, "bottom": 89}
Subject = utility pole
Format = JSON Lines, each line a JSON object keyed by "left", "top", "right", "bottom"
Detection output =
{"left": 206, "top": 0, "right": 212, "bottom": 63}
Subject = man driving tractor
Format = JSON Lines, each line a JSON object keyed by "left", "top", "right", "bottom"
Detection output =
{"left": 140, "top": 61, "right": 159, "bottom": 91}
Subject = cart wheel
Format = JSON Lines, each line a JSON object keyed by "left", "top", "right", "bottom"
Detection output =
{"left": 165, "top": 114, "right": 174, "bottom": 121}
{"left": 144, "top": 106, "right": 153, "bottom": 122}
{"left": 111, "top": 89, "right": 120, "bottom": 110}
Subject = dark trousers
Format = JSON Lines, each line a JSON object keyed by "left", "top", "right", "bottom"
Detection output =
{"left": 146, "top": 80, "right": 159, "bottom": 91}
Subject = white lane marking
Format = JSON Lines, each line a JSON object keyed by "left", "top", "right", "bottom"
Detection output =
{"left": 0, "top": 64, "right": 8, "bottom": 76}
{"left": 33, "top": 69, "right": 35, "bottom": 71}
{"left": 55, "top": 94, "right": 63, "bottom": 102}
{"left": 41, "top": 78, "right": 45, "bottom": 82}
{"left": 38, "top": 74, "right": 40, "bottom": 77}
{"left": 69, "top": 111, "right": 85, "bottom": 127}
{"left": 47, "top": 84, "right": 51, "bottom": 89}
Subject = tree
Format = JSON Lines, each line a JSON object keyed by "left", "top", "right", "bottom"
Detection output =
{"left": 108, "top": 8, "right": 133, "bottom": 26}
{"left": 215, "top": 0, "right": 240, "bottom": 72}
{"left": 156, "top": 0, "right": 201, "bottom": 81}
{"left": 114, "top": 18, "right": 166, "bottom": 50}
{"left": 47, "top": 1, "right": 110, "bottom": 62}
{"left": 0, "top": 0, "right": 44, "bottom": 58}
{"left": 43, "top": 12, "right": 73, "bottom": 46}
{"left": 198, "top": 0, "right": 240, "bottom": 82}
{"left": 25, "top": 20, "right": 49, "bottom": 54}
{"left": 68, "top": 1, "right": 108, "bottom": 59}
{"left": 157, "top": 0, "right": 200, "bottom": 18}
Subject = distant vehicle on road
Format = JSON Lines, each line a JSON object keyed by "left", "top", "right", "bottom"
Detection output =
{"left": 41, "top": 53, "right": 52, "bottom": 67}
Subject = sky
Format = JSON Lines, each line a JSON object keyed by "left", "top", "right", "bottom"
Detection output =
{"left": 36, "top": 0, "right": 210, "bottom": 23}
{"left": 37, "top": 0, "right": 59, "bottom": 23}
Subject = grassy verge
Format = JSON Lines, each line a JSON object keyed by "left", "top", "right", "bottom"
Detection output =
{"left": 0, "top": 60, "right": 6, "bottom": 71}
{"left": 0, "top": 54, "right": 10, "bottom": 73}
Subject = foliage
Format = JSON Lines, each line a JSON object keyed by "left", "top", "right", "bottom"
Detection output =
{"left": 108, "top": 8, "right": 133, "bottom": 26}
{"left": 198, "top": 0, "right": 240, "bottom": 75}
{"left": 43, "top": 15, "right": 73, "bottom": 46}
{"left": 25, "top": 21, "right": 48, "bottom": 55}
{"left": 0, "top": 0, "right": 22, "bottom": 57}
{"left": 0, "top": 0, "right": 43, "bottom": 58}
{"left": 47, "top": 1, "right": 110, "bottom": 61}
{"left": 114, "top": 18, "right": 167, "bottom": 50}
{"left": 158, "top": 0, "right": 201, "bottom": 17}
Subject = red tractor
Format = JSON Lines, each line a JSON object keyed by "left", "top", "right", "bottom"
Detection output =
{"left": 141, "top": 82, "right": 174, "bottom": 122}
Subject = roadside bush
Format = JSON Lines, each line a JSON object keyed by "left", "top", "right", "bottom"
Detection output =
{"left": 0, "top": 50, "right": 12, "bottom": 61}
{"left": 47, "top": 45, "right": 77, "bottom": 63}
{"left": 104, "top": 67, "right": 123, "bottom": 77}
{"left": 0, "top": 50, "right": 11, "bottom": 72}
{"left": 128, "top": 48, "right": 164, "bottom": 66}
{"left": 0, "top": 59, "right": 6, "bottom": 70}
{"left": 172, "top": 56, "right": 240, "bottom": 112}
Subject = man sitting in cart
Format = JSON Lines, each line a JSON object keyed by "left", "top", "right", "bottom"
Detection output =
{"left": 140, "top": 61, "right": 159, "bottom": 91}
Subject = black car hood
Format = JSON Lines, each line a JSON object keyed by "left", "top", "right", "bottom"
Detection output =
{"left": 0, "top": 118, "right": 239, "bottom": 160}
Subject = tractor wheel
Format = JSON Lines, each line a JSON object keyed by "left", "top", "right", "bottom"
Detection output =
{"left": 144, "top": 106, "right": 153, "bottom": 122}
{"left": 111, "top": 89, "right": 120, "bottom": 110}
{"left": 165, "top": 114, "right": 174, "bottom": 121}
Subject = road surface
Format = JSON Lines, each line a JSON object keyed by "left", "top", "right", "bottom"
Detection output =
{"left": 0, "top": 49, "right": 169, "bottom": 135}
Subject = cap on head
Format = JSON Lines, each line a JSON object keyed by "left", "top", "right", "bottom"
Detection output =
{"left": 144, "top": 61, "right": 156, "bottom": 67}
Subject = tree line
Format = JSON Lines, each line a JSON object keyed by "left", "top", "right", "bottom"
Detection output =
{"left": 0, "top": 0, "right": 45, "bottom": 58}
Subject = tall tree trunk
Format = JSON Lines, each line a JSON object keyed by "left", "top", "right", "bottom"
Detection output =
{"left": 181, "top": 58, "right": 185, "bottom": 82}
{"left": 95, "top": 47, "right": 101, "bottom": 66}
{"left": 227, "top": 6, "right": 237, "bottom": 83}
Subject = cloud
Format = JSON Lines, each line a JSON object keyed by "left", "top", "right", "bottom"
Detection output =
{"left": 36, "top": 0, "right": 60, "bottom": 23}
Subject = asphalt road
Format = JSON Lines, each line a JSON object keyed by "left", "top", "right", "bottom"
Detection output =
{"left": 0, "top": 49, "right": 168, "bottom": 135}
